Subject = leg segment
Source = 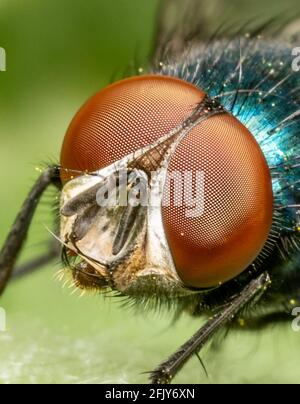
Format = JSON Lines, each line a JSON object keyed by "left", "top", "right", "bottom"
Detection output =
{"left": 0, "top": 166, "right": 60, "bottom": 295}
{"left": 12, "top": 239, "right": 61, "bottom": 280}
{"left": 150, "top": 271, "right": 271, "bottom": 384}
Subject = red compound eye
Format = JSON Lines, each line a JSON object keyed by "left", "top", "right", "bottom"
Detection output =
{"left": 162, "top": 113, "right": 273, "bottom": 288}
{"left": 60, "top": 75, "right": 205, "bottom": 182}
{"left": 60, "top": 75, "right": 273, "bottom": 289}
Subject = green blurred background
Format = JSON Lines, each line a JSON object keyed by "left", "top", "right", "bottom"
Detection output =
{"left": 0, "top": 0, "right": 299, "bottom": 384}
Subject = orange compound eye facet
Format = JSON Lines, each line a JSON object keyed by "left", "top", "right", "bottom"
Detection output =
{"left": 162, "top": 114, "right": 274, "bottom": 288}
{"left": 60, "top": 75, "right": 205, "bottom": 183}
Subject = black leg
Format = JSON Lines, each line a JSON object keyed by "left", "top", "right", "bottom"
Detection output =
{"left": 150, "top": 271, "right": 271, "bottom": 384}
{"left": 231, "top": 311, "right": 294, "bottom": 330}
{"left": 0, "top": 166, "right": 60, "bottom": 295}
{"left": 12, "top": 239, "right": 61, "bottom": 280}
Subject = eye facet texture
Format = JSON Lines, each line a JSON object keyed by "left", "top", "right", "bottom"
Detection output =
{"left": 61, "top": 75, "right": 273, "bottom": 289}
{"left": 60, "top": 75, "right": 205, "bottom": 182}
{"left": 162, "top": 113, "right": 273, "bottom": 288}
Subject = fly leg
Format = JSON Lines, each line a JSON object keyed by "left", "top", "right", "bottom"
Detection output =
{"left": 150, "top": 271, "right": 271, "bottom": 384}
{"left": 230, "top": 311, "right": 295, "bottom": 330}
{"left": 0, "top": 166, "right": 60, "bottom": 295}
{"left": 11, "top": 238, "right": 61, "bottom": 280}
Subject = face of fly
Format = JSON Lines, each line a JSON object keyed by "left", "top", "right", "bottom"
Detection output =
{"left": 60, "top": 115, "right": 198, "bottom": 299}
{"left": 59, "top": 72, "right": 273, "bottom": 297}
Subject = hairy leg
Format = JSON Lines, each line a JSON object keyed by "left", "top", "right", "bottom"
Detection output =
{"left": 0, "top": 166, "right": 60, "bottom": 295}
{"left": 12, "top": 239, "right": 61, "bottom": 280}
{"left": 150, "top": 271, "right": 271, "bottom": 384}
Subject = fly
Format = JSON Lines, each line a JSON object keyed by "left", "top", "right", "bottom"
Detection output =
{"left": 1, "top": 0, "right": 300, "bottom": 384}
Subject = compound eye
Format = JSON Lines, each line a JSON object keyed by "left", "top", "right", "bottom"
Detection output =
{"left": 162, "top": 113, "right": 273, "bottom": 288}
{"left": 60, "top": 75, "right": 205, "bottom": 182}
